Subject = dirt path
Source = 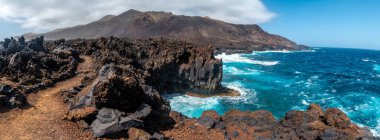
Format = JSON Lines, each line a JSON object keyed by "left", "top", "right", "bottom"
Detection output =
{"left": 0, "top": 56, "right": 95, "bottom": 140}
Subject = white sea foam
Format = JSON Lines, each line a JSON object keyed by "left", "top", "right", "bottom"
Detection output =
{"left": 215, "top": 53, "right": 279, "bottom": 66}
{"left": 252, "top": 50, "right": 291, "bottom": 54}
{"left": 336, "top": 93, "right": 380, "bottom": 137}
{"left": 164, "top": 81, "right": 257, "bottom": 118}
{"left": 354, "top": 120, "right": 380, "bottom": 137}
{"left": 163, "top": 93, "right": 221, "bottom": 118}
{"left": 362, "top": 58, "right": 377, "bottom": 63}
{"left": 302, "top": 100, "right": 310, "bottom": 106}
{"left": 252, "top": 49, "right": 316, "bottom": 54}
{"left": 224, "top": 66, "right": 261, "bottom": 75}
{"left": 373, "top": 120, "right": 380, "bottom": 137}
{"left": 222, "top": 81, "right": 249, "bottom": 97}
{"left": 302, "top": 49, "right": 317, "bottom": 52}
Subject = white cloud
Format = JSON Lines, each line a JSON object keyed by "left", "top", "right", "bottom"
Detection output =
{"left": 0, "top": 0, "right": 276, "bottom": 32}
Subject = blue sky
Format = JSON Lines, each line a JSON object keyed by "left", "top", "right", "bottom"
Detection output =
{"left": 0, "top": 0, "right": 379, "bottom": 50}
{"left": 259, "top": 0, "right": 380, "bottom": 50}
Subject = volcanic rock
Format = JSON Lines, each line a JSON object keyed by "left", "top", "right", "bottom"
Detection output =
{"left": 25, "top": 10, "right": 308, "bottom": 53}
{"left": 201, "top": 110, "right": 220, "bottom": 120}
{"left": 27, "top": 36, "right": 45, "bottom": 52}
{"left": 324, "top": 108, "right": 351, "bottom": 129}
{"left": 90, "top": 104, "right": 152, "bottom": 138}
{"left": 165, "top": 104, "right": 374, "bottom": 139}
{"left": 0, "top": 84, "right": 27, "bottom": 109}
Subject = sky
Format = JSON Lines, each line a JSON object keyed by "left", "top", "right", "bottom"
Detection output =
{"left": 0, "top": 0, "right": 379, "bottom": 50}
{"left": 259, "top": 0, "right": 380, "bottom": 50}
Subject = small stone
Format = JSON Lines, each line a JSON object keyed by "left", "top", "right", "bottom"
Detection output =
{"left": 197, "top": 117, "right": 216, "bottom": 129}
{"left": 127, "top": 128, "right": 151, "bottom": 140}
{"left": 201, "top": 110, "right": 220, "bottom": 120}
{"left": 77, "top": 120, "right": 89, "bottom": 129}
{"left": 189, "top": 125, "right": 196, "bottom": 129}
{"left": 232, "top": 131, "right": 239, "bottom": 137}
{"left": 152, "top": 132, "right": 164, "bottom": 140}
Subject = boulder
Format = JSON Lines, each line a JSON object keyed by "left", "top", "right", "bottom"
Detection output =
{"left": 0, "top": 85, "right": 12, "bottom": 94}
{"left": 284, "top": 110, "right": 319, "bottom": 127}
{"left": 166, "top": 104, "right": 374, "bottom": 140}
{"left": 8, "top": 52, "right": 31, "bottom": 69}
{"left": 223, "top": 110, "right": 276, "bottom": 127}
{"left": 28, "top": 36, "right": 45, "bottom": 52}
{"left": 197, "top": 110, "right": 222, "bottom": 129}
{"left": 6, "top": 39, "right": 24, "bottom": 54}
{"left": 74, "top": 64, "right": 146, "bottom": 112}
{"left": 0, "top": 85, "right": 27, "bottom": 108}
{"left": 324, "top": 108, "right": 351, "bottom": 129}
{"left": 64, "top": 107, "right": 98, "bottom": 122}
{"left": 197, "top": 116, "right": 217, "bottom": 129}
{"left": 90, "top": 104, "right": 152, "bottom": 138}
{"left": 307, "top": 103, "right": 325, "bottom": 117}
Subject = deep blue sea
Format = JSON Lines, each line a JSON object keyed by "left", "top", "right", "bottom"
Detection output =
{"left": 164, "top": 48, "right": 380, "bottom": 136}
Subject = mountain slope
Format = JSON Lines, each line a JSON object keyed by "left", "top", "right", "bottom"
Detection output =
{"left": 25, "top": 9, "right": 307, "bottom": 52}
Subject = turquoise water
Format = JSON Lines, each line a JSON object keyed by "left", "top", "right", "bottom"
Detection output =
{"left": 164, "top": 48, "right": 380, "bottom": 136}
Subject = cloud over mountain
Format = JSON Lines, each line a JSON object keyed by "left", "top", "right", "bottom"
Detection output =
{"left": 0, "top": 0, "right": 276, "bottom": 32}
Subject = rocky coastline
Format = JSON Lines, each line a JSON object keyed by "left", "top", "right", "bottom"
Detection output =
{"left": 0, "top": 37, "right": 375, "bottom": 139}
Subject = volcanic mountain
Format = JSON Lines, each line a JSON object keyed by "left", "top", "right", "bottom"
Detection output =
{"left": 25, "top": 9, "right": 307, "bottom": 52}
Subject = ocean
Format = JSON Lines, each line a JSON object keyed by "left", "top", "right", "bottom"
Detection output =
{"left": 164, "top": 47, "right": 380, "bottom": 136}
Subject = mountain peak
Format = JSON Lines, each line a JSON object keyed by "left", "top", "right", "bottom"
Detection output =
{"left": 98, "top": 15, "right": 115, "bottom": 22}
{"left": 119, "top": 9, "right": 142, "bottom": 17}
{"left": 24, "top": 10, "right": 307, "bottom": 51}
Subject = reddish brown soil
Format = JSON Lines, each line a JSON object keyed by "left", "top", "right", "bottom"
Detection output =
{"left": 0, "top": 56, "right": 95, "bottom": 140}
{"left": 162, "top": 119, "right": 226, "bottom": 140}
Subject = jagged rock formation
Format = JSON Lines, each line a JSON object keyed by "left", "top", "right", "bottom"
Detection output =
{"left": 54, "top": 37, "right": 225, "bottom": 95}
{"left": 24, "top": 9, "right": 308, "bottom": 53}
{"left": 0, "top": 36, "right": 80, "bottom": 110}
{"left": 164, "top": 104, "right": 373, "bottom": 140}
{"left": 0, "top": 85, "right": 27, "bottom": 109}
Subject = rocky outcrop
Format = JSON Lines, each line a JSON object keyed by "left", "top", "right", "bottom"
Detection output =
{"left": 0, "top": 36, "right": 80, "bottom": 109}
{"left": 24, "top": 9, "right": 308, "bottom": 52}
{"left": 52, "top": 37, "right": 225, "bottom": 138}
{"left": 164, "top": 103, "right": 374, "bottom": 139}
{"left": 0, "top": 84, "right": 28, "bottom": 110}
{"left": 57, "top": 37, "right": 224, "bottom": 95}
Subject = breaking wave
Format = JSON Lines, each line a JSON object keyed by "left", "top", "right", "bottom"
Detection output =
{"left": 362, "top": 58, "right": 377, "bottom": 63}
{"left": 215, "top": 53, "right": 279, "bottom": 66}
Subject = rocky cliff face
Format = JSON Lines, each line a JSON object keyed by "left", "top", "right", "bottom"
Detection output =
{"left": 24, "top": 9, "right": 308, "bottom": 53}
{"left": 57, "top": 37, "right": 224, "bottom": 94}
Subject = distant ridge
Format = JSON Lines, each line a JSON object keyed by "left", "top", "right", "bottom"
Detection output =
{"left": 25, "top": 9, "right": 308, "bottom": 52}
